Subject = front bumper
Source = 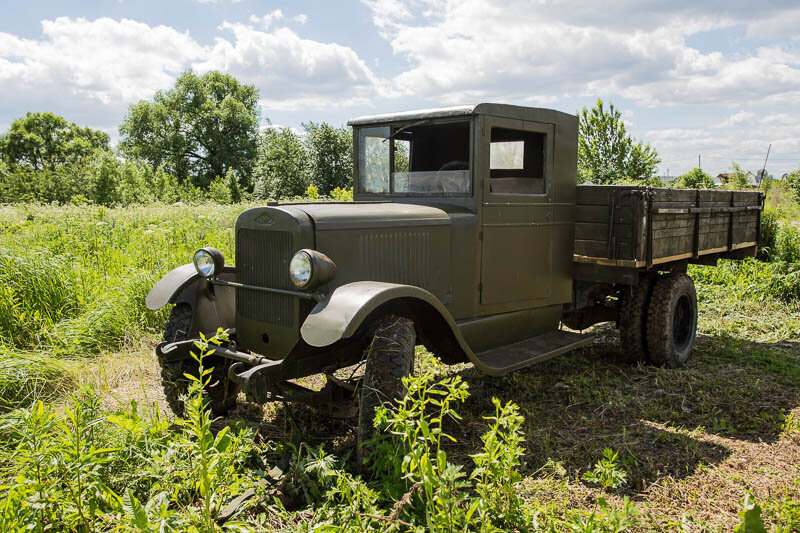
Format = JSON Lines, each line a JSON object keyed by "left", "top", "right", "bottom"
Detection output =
{"left": 155, "top": 333, "right": 366, "bottom": 408}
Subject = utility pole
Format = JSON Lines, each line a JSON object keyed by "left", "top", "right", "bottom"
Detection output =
{"left": 758, "top": 144, "right": 771, "bottom": 190}
{"left": 698, "top": 155, "right": 701, "bottom": 169}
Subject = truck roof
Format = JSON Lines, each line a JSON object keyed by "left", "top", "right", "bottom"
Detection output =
{"left": 347, "top": 103, "right": 575, "bottom": 126}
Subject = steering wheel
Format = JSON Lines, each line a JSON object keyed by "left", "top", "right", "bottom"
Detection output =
{"left": 438, "top": 160, "right": 468, "bottom": 172}
{"left": 435, "top": 161, "right": 468, "bottom": 192}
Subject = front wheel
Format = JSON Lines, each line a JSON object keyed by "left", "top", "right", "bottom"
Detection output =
{"left": 646, "top": 273, "right": 698, "bottom": 367}
{"left": 158, "top": 304, "right": 240, "bottom": 417}
{"left": 356, "top": 315, "right": 415, "bottom": 463}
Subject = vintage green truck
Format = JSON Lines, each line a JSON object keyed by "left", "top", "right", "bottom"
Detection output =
{"left": 146, "top": 103, "right": 763, "bottom": 449}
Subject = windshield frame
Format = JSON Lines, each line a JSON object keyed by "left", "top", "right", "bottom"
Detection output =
{"left": 355, "top": 117, "right": 474, "bottom": 198}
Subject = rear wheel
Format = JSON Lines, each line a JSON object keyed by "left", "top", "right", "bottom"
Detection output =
{"left": 646, "top": 273, "right": 698, "bottom": 367}
{"left": 158, "top": 304, "right": 240, "bottom": 417}
{"left": 356, "top": 315, "right": 415, "bottom": 464}
{"left": 618, "top": 276, "right": 658, "bottom": 363}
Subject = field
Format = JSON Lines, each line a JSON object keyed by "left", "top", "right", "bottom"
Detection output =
{"left": 0, "top": 201, "right": 799, "bottom": 531}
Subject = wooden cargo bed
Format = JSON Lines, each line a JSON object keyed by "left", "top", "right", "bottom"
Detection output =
{"left": 573, "top": 185, "right": 763, "bottom": 274}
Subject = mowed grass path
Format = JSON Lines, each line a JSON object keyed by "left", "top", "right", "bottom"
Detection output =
{"left": 0, "top": 202, "right": 798, "bottom": 530}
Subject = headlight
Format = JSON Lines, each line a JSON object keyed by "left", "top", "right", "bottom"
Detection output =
{"left": 193, "top": 247, "right": 225, "bottom": 278}
{"left": 289, "top": 249, "right": 336, "bottom": 289}
{"left": 289, "top": 251, "right": 313, "bottom": 288}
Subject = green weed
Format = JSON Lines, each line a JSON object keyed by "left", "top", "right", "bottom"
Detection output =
{"left": 581, "top": 448, "right": 628, "bottom": 489}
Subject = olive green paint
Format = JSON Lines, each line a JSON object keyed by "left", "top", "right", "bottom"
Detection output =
{"left": 146, "top": 103, "right": 760, "bottom": 383}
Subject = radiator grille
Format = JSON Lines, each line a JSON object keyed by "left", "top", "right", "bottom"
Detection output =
{"left": 236, "top": 229, "right": 295, "bottom": 326}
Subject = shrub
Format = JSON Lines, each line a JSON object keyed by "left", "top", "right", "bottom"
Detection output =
{"left": 208, "top": 175, "right": 232, "bottom": 204}
{"left": 727, "top": 162, "right": 751, "bottom": 190}
{"left": 783, "top": 168, "right": 800, "bottom": 203}
{"left": 775, "top": 225, "right": 800, "bottom": 263}
{"left": 305, "top": 184, "right": 319, "bottom": 200}
{"left": 690, "top": 259, "right": 800, "bottom": 303}
{"left": 759, "top": 208, "right": 780, "bottom": 260}
{"left": 330, "top": 186, "right": 354, "bottom": 201}
{"left": 675, "top": 167, "right": 715, "bottom": 189}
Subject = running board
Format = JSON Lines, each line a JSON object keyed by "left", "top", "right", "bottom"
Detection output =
{"left": 473, "top": 330, "right": 594, "bottom": 376}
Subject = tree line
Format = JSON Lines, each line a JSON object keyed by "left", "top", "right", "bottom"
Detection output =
{"left": 2, "top": 69, "right": 767, "bottom": 206}
{"left": 0, "top": 71, "right": 353, "bottom": 205}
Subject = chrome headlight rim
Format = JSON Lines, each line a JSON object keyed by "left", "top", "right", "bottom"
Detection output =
{"left": 289, "top": 250, "right": 313, "bottom": 288}
{"left": 193, "top": 247, "right": 225, "bottom": 278}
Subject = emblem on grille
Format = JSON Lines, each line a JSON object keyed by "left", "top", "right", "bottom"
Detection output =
{"left": 254, "top": 213, "right": 275, "bottom": 226}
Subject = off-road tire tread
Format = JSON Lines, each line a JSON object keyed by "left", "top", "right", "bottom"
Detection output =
{"left": 646, "top": 273, "right": 697, "bottom": 368}
{"left": 357, "top": 314, "right": 415, "bottom": 463}
{"left": 618, "top": 276, "right": 657, "bottom": 363}
{"left": 158, "top": 304, "right": 239, "bottom": 417}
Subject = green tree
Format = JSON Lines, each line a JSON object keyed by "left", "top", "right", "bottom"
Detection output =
{"left": 676, "top": 168, "right": 715, "bottom": 189}
{"left": 0, "top": 112, "right": 109, "bottom": 171}
{"left": 119, "top": 70, "right": 260, "bottom": 189}
{"left": 302, "top": 122, "right": 353, "bottom": 194}
{"left": 784, "top": 168, "right": 800, "bottom": 203}
{"left": 578, "top": 99, "right": 660, "bottom": 184}
{"left": 252, "top": 127, "right": 308, "bottom": 199}
{"left": 727, "top": 163, "right": 751, "bottom": 190}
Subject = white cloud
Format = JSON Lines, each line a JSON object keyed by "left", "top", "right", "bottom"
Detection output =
{"left": 196, "top": 20, "right": 386, "bottom": 109}
{"left": 362, "top": 0, "right": 800, "bottom": 107}
{"left": 293, "top": 14, "right": 308, "bottom": 25}
{"left": 647, "top": 112, "right": 800, "bottom": 175}
{"left": 248, "top": 10, "right": 284, "bottom": 29}
{"left": 746, "top": 7, "right": 800, "bottom": 40}
{"left": 0, "top": 15, "right": 383, "bottom": 127}
{"left": 0, "top": 17, "right": 202, "bottom": 106}
{"left": 365, "top": 0, "right": 413, "bottom": 30}
{"left": 716, "top": 111, "right": 757, "bottom": 128}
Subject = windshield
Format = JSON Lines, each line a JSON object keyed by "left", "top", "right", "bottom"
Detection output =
{"left": 358, "top": 120, "right": 471, "bottom": 195}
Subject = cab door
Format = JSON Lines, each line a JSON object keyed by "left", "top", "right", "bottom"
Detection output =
{"left": 479, "top": 116, "right": 555, "bottom": 306}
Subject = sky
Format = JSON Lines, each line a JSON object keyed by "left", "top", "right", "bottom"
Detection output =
{"left": 1, "top": 0, "right": 799, "bottom": 177}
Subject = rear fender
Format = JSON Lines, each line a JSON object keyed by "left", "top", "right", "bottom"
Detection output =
{"left": 146, "top": 264, "right": 236, "bottom": 337}
{"left": 300, "top": 281, "right": 476, "bottom": 366}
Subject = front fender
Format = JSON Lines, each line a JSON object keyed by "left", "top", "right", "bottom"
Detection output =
{"left": 300, "top": 281, "right": 477, "bottom": 363}
{"left": 146, "top": 264, "right": 236, "bottom": 311}
{"left": 146, "top": 264, "right": 236, "bottom": 339}
{"left": 146, "top": 264, "right": 198, "bottom": 311}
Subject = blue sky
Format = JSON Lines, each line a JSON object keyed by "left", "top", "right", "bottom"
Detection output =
{"left": 1, "top": 0, "right": 799, "bottom": 176}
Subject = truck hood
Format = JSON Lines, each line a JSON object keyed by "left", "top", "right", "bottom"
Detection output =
{"left": 294, "top": 202, "right": 451, "bottom": 231}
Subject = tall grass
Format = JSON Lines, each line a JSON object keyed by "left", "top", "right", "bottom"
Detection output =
{"left": 0, "top": 350, "right": 75, "bottom": 410}
{"left": 0, "top": 203, "right": 244, "bottom": 409}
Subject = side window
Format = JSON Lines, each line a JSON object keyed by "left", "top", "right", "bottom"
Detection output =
{"left": 489, "top": 128, "right": 546, "bottom": 194}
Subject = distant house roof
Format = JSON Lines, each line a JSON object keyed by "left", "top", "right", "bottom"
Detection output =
{"left": 717, "top": 173, "right": 729, "bottom": 183}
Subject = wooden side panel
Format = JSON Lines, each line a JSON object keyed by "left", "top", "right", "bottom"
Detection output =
{"left": 574, "top": 185, "right": 642, "bottom": 260}
{"left": 575, "top": 185, "right": 763, "bottom": 267}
